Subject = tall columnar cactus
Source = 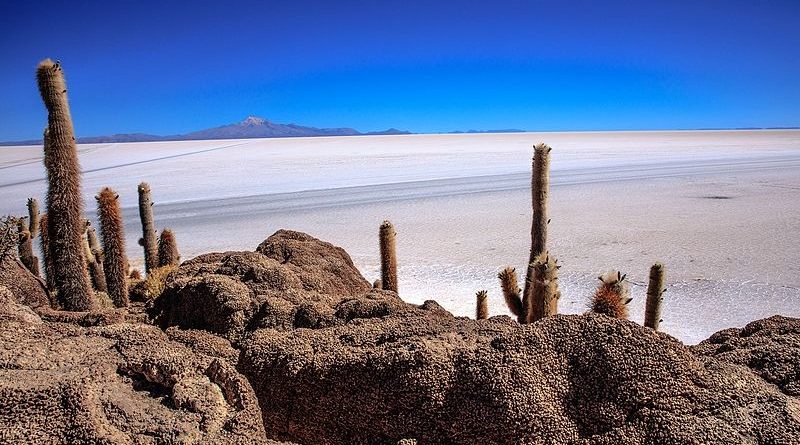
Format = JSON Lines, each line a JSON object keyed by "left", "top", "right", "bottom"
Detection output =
{"left": 17, "top": 220, "right": 40, "bottom": 277}
{"left": 475, "top": 290, "right": 489, "bottom": 320}
{"left": 96, "top": 187, "right": 128, "bottom": 307}
{"left": 83, "top": 223, "right": 107, "bottom": 293}
{"left": 157, "top": 229, "right": 180, "bottom": 267}
{"left": 529, "top": 252, "right": 560, "bottom": 321}
{"left": 27, "top": 198, "right": 40, "bottom": 236}
{"left": 591, "top": 271, "right": 632, "bottom": 319}
{"left": 379, "top": 220, "right": 398, "bottom": 293}
{"left": 38, "top": 214, "right": 55, "bottom": 290}
{"left": 522, "top": 143, "right": 551, "bottom": 315}
{"left": 498, "top": 267, "right": 526, "bottom": 323}
{"left": 137, "top": 182, "right": 159, "bottom": 274}
{"left": 36, "top": 59, "right": 93, "bottom": 310}
{"left": 644, "top": 263, "right": 666, "bottom": 330}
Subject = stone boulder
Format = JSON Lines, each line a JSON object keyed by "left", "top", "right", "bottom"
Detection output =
{"left": 0, "top": 296, "right": 274, "bottom": 444}
{"left": 239, "top": 310, "right": 800, "bottom": 445}
{"left": 255, "top": 229, "right": 370, "bottom": 297}
{"left": 0, "top": 255, "right": 49, "bottom": 309}
{"left": 693, "top": 315, "right": 800, "bottom": 397}
{"left": 152, "top": 230, "right": 383, "bottom": 343}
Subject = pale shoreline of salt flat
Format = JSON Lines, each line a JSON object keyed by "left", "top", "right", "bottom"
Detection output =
{"left": 1, "top": 130, "right": 799, "bottom": 343}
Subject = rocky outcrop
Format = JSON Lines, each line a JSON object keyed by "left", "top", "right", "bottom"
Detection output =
{"left": 0, "top": 255, "right": 49, "bottom": 309}
{"left": 239, "top": 309, "right": 800, "bottom": 444}
{"left": 694, "top": 315, "right": 800, "bottom": 397}
{"left": 0, "top": 290, "right": 273, "bottom": 444}
{"left": 151, "top": 230, "right": 376, "bottom": 342}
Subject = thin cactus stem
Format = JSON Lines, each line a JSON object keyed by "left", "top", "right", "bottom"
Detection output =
{"left": 17, "top": 219, "right": 40, "bottom": 277}
{"left": 644, "top": 263, "right": 666, "bottom": 330}
{"left": 27, "top": 198, "right": 40, "bottom": 236}
{"left": 96, "top": 187, "right": 128, "bottom": 307}
{"left": 498, "top": 267, "right": 525, "bottom": 322}
{"left": 379, "top": 220, "right": 398, "bottom": 293}
{"left": 522, "top": 143, "right": 551, "bottom": 322}
{"left": 137, "top": 182, "right": 159, "bottom": 274}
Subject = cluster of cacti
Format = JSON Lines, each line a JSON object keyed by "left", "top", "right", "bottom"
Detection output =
{"left": 158, "top": 229, "right": 180, "bottom": 267}
{"left": 137, "top": 182, "right": 159, "bottom": 274}
{"left": 475, "top": 290, "right": 489, "bottom": 320}
{"left": 379, "top": 220, "right": 398, "bottom": 293}
{"left": 83, "top": 222, "right": 107, "bottom": 293}
{"left": 96, "top": 187, "right": 129, "bottom": 307}
{"left": 591, "top": 271, "right": 632, "bottom": 319}
{"left": 644, "top": 263, "right": 666, "bottom": 330}
{"left": 500, "top": 143, "right": 559, "bottom": 323}
{"left": 16, "top": 219, "right": 40, "bottom": 276}
{"left": 37, "top": 59, "right": 94, "bottom": 311}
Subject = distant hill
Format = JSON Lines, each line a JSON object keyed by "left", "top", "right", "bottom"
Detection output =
{"left": 0, "top": 116, "right": 412, "bottom": 146}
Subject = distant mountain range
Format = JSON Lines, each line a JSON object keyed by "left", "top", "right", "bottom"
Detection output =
{"left": 0, "top": 116, "right": 414, "bottom": 146}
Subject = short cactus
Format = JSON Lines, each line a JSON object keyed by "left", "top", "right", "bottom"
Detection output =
{"left": 379, "top": 220, "right": 398, "bottom": 293}
{"left": 37, "top": 59, "right": 94, "bottom": 310}
{"left": 373, "top": 278, "right": 382, "bottom": 289}
{"left": 529, "top": 252, "right": 560, "bottom": 322}
{"left": 137, "top": 182, "right": 159, "bottom": 274}
{"left": 96, "top": 187, "right": 128, "bottom": 307}
{"left": 27, "top": 198, "right": 40, "bottom": 236}
{"left": 644, "top": 263, "right": 666, "bottom": 330}
{"left": 591, "top": 271, "right": 631, "bottom": 319}
{"left": 17, "top": 219, "right": 40, "bottom": 277}
{"left": 157, "top": 229, "right": 180, "bottom": 267}
{"left": 475, "top": 290, "right": 489, "bottom": 320}
{"left": 498, "top": 267, "right": 525, "bottom": 323}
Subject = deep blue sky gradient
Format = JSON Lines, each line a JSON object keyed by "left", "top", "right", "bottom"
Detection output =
{"left": 1, "top": 0, "right": 799, "bottom": 140}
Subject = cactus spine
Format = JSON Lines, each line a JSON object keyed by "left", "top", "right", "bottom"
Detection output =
{"left": 96, "top": 187, "right": 128, "bottom": 307}
{"left": 157, "top": 229, "right": 180, "bottom": 267}
{"left": 17, "top": 220, "right": 40, "bottom": 277}
{"left": 38, "top": 214, "right": 55, "bottom": 290}
{"left": 84, "top": 223, "right": 107, "bottom": 293}
{"left": 137, "top": 182, "right": 159, "bottom": 274}
{"left": 498, "top": 267, "right": 525, "bottom": 323}
{"left": 475, "top": 290, "right": 489, "bottom": 320}
{"left": 644, "top": 263, "right": 666, "bottom": 330}
{"left": 37, "top": 59, "right": 93, "bottom": 310}
{"left": 591, "top": 271, "right": 631, "bottom": 319}
{"left": 529, "top": 252, "right": 560, "bottom": 321}
{"left": 379, "top": 220, "right": 398, "bottom": 293}
{"left": 27, "top": 198, "right": 40, "bottom": 236}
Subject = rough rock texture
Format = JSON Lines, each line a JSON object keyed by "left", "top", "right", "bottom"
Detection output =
{"left": 152, "top": 230, "right": 374, "bottom": 342}
{"left": 240, "top": 310, "right": 800, "bottom": 445}
{"left": 0, "top": 255, "right": 49, "bottom": 309}
{"left": 0, "top": 294, "right": 272, "bottom": 444}
{"left": 694, "top": 315, "right": 800, "bottom": 397}
{"left": 255, "top": 229, "right": 370, "bottom": 296}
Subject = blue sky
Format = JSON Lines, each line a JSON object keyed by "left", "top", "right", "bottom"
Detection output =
{"left": 1, "top": 0, "right": 798, "bottom": 140}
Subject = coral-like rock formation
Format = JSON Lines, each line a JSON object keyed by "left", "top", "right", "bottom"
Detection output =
{"left": 0, "top": 254, "right": 49, "bottom": 309}
{"left": 0, "top": 291, "right": 272, "bottom": 444}
{"left": 152, "top": 230, "right": 376, "bottom": 342}
{"left": 694, "top": 315, "right": 800, "bottom": 397}
{"left": 239, "top": 309, "right": 800, "bottom": 445}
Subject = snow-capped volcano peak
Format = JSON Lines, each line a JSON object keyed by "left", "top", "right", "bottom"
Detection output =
{"left": 240, "top": 116, "right": 267, "bottom": 126}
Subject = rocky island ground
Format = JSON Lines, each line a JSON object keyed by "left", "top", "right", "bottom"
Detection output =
{"left": 2, "top": 229, "right": 799, "bottom": 444}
